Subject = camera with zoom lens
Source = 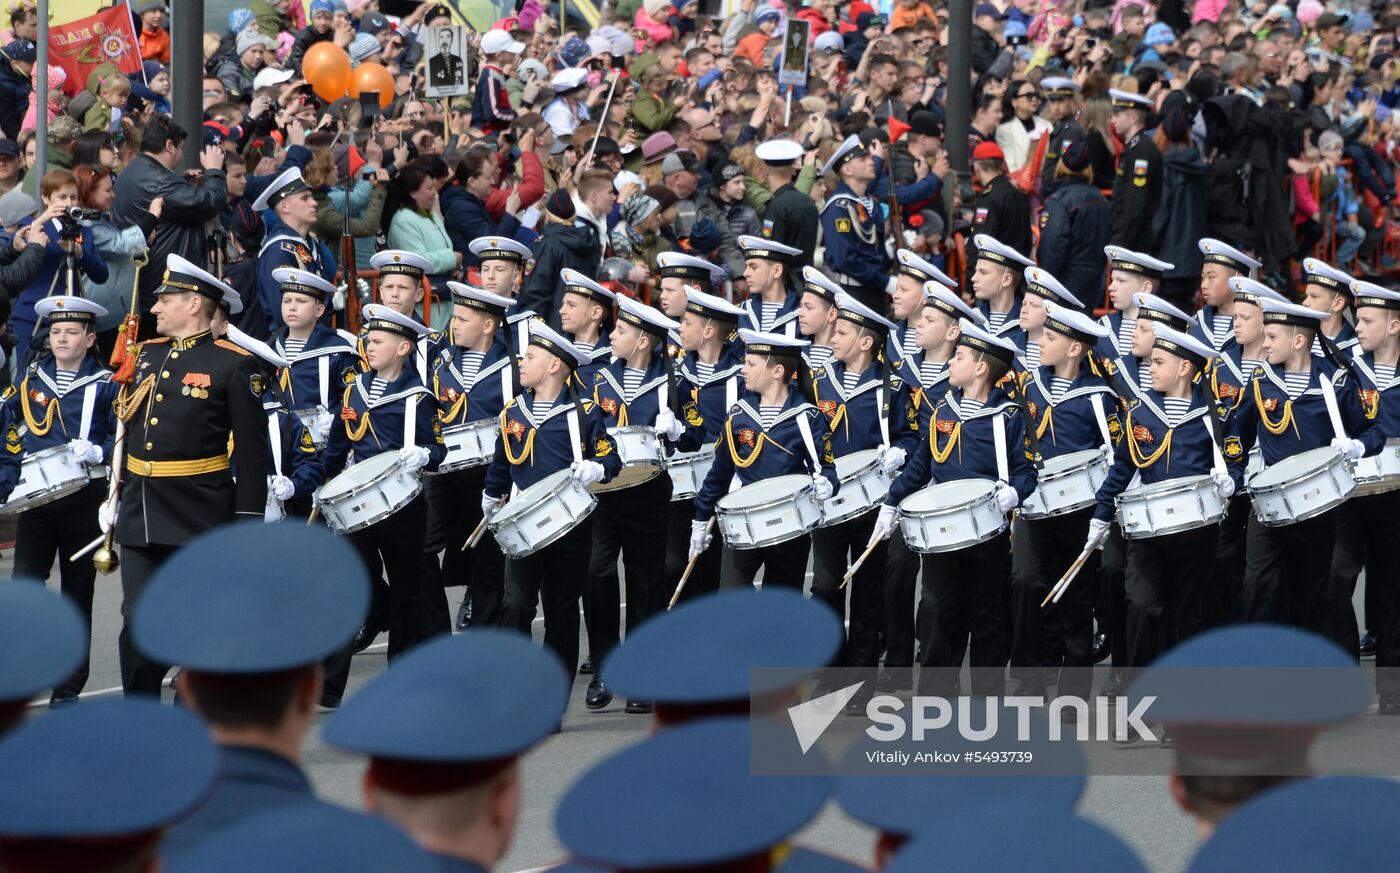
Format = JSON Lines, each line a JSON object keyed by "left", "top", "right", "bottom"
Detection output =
{"left": 58, "top": 206, "right": 100, "bottom": 240}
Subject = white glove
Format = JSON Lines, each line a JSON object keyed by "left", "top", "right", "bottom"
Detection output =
{"left": 879, "top": 446, "right": 906, "bottom": 475}
{"left": 1085, "top": 518, "right": 1111, "bottom": 551}
{"left": 1211, "top": 470, "right": 1236, "bottom": 500}
{"left": 1331, "top": 437, "right": 1365, "bottom": 461}
{"left": 97, "top": 500, "right": 116, "bottom": 535}
{"left": 869, "top": 503, "right": 897, "bottom": 544}
{"left": 655, "top": 408, "right": 684, "bottom": 441}
{"left": 571, "top": 459, "right": 606, "bottom": 485}
{"left": 68, "top": 439, "right": 103, "bottom": 466}
{"left": 995, "top": 481, "right": 1019, "bottom": 512}
{"left": 1101, "top": 444, "right": 1116, "bottom": 467}
{"left": 688, "top": 519, "right": 713, "bottom": 559}
{"left": 271, "top": 475, "right": 295, "bottom": 501}
{"left": 482, "top": 493, "right": 504, "bottom": 520}
{"left": 315, "top": 408, "right": 335, "bottom": 436}
{"left": 398, "top": 446, "right": 431, "bottom": 472}
{"left": 333, "top": 284, "right": 347, "bottom": 312}
{"left": 810, "top": 473, "right": 834, "bottom": 501}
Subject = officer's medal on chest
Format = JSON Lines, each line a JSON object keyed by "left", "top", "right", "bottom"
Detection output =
{"left": 182, "top": 373, "right": 212, "bottom": 399}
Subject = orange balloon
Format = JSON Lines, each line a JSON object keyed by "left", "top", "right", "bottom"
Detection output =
{"left": 302, "top": 42, "right": 351, "bottom": 102}
{"left": 349, "top": 62, "right": 396, "bottom": 110}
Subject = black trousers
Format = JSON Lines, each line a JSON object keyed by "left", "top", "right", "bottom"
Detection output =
{"left": 1123, "top": 524, "right": 1218, "bottom": 675}
{"left": 720, "top": 534, "right": 811, "bottom": 590}
{"left": 1242, "top": 509, "right": 1337, "bottom": 638}
{"left": 1008, "top": 508, "right": 1097, "bottom": 700}
{"left": 1098, "top": 524, "right": 1129, "bottom": 668}
{"left": 915, "top": 529, "right": 1011, "bottom": 697}
{"left": 420, "top": 466, "right": 505, "bottom": 627}
{"left": 811, "top": 510, "right": 885, "bottom": 668}
{"left": 1209, "top": 493, "right": 1251, "bottom": 628}
{"left": 584, "top": 474, "right": 672, "bottom": 670}
{"left": 1330, "top": 491, "right": 1400, "bottom": 671}
{"left": 503, "top": 517, "right": 594, "bottom": 677}
{"left": 13, "top": 480, "right": 105, "bottom": 696}
{"left": 882, "top": 527, "right": 920, "bottom": 668}
{"left": 118, "top": 543, "right": 178, "bottom": 695}
{"left": 663, "top": 498, "right": 722, "bottom": 604}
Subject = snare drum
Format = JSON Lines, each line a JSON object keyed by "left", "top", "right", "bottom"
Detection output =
{"left": 1352, "top": 439, "right": 1400, "bottom": 497}
{"left": 0, "top": 444, "right": 94, "bottom": 516}
{"left": 897, "top": 479, "right": 1006, "bottom": 554}
{"left": 665, "top": 442, "right": 716, "bottom": 501}
{"left": 438, "top": 420, "right": 499, "bottom": 473}
{"left": 294, "top": 405, "right": 330, "bottom": 448}
{"left": 1019, "top": 450, "right": 1110, "bottom": 519}
{"left": 489, "top": 468, "right": 598, "bottom": 557}
{"left": 591, "top": 426, "right": 664, "bottom": 493}
{"left": 820, "top": 449, "right": 890, "bottom": 527}
{"left": 1248, "top": 447, "right": 1356, "bottom": 526}
{"left": 1116, "top": 475, "right": 1225, "bottom": 539}
{"left": 313, "top": 452, "right": 423, "bottom": 534}
{"left": 715, "top": 474, "right": 824, "bottom": 549}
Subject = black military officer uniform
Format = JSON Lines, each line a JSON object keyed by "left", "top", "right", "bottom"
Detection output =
{"left": 114, "top": 254, "right": 270, "bottom": 696}
{"left": 1108, "top": 89, "right": 1162, "bottom": 253}
{"left": 971, "top": 145, "right": 1033, "bottom": 258}
{"left": 756, "top": 139, "right": 819, "bottom": 271}
{"left": 1037, "top": 76, "right": 1086, "bottom": 197}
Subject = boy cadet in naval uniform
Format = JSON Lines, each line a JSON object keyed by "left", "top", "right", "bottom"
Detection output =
{"left": 132, "top": 523, "right": 368, "bottom": 858}
{"left": 820, "top": 134, "right": 890, "bottom": 313}
{"left": 364, "top": 250, "right": 445, "bottom": 383}
{"left": 0, "top": 583, "right": 85, "bottom": 732}
{"left": 423, "top": 283, "right": 516, "bottom": 631}
{"left": 4, "top": 296, "right": 117, "bottom": 704}
{"left": 737, "top": 236, "right": 804, "bottom": 338}
{"left": 1008, "top": 300, "right": 1118, "bottom": 703}
{"left": 111, "top": 254, "right": 270, "bottom": 696}
{"left": 320, "top": 304, "right": 447, "bottom": 706}
{"left": 656, "top": 251, "right": 726, "bottom": 355}
{"left": 1331, "top": 282, "right": 1400, "bottom": 696}
{"left": 796, "top": 267, "right": 842, "bottom": 375}
{"left": 1088, "top": 323, "right": 1239, "bottom": 717}
{"left": 468, "top": 235, "right": 536, "bottom": 353}
{"left": 324, "top": 631, "right": 569, "bottom": 872}
{"left": 1094, "top": 248, "right": 1180, "bottom": 399}
{"left": 870, "top": 321, "right": 1037, "bottom": 698}
{"left": 1015, "top": 266, "right": 1088, "bottom": 372}
{"left": 968, "top": 234, "right": 1034, "bottom": 342}
{"left": 269, "top": 267, "right": 358, "bottom": 450}
{"left": 662, "top": 287, "right": 746, "bottom": 602}
{"left": 882, "top": 282, "right": 980, "bottom": 691}
{"left": 1229, "top": 298, "right": 1382, "bottom": 641}
{"left": 482, "top": 321, "right": 622, "bottom": 680}
{"left": 558, "top": 268, "right": 616, "bottom": 387}
{"left": 255, "top": 167, "right": 335, "bottom": 333}
{"left": 1191, "top": 239, "right": 1260, "bottom": 351}
{"left": 0, "top": 699, "right": 219, "bottom": 872}
{"left": 810, "top": 293, "right": 903, "bottom": 706}
{"left": 691, "top": 330, "right": 840, "bottom": 590}
{"left": 887, "top": 250, "right": 955, "bottom": 384}
{"left": 583, "top": 296, "right": 680, "bottom": 715}
{"left": 1299, "top": 258, "right": 1361, "bottom": 358}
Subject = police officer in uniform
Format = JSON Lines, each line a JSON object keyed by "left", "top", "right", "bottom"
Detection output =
{"left": 1108, "top": 90, "right": 1162, "bottom": 253}
{"left": 755, "top": 139, "right": 818, "bottom": 270}
{"left": 111, "top": 254, "right": 270, "bottom": 696}
{"left": 255, "top": 168, "right": 335, "bottom": 334}
{"left": 821, "top": 135, "right": 892, "bottom": 312}
{"left": 1038, "top": 76, "right": 1086, "bottom": 197}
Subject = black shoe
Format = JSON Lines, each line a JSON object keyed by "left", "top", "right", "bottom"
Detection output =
{"left": 1091, "top": 633, "right": 1110, "bottom": 664}
{"left": 1101, "top": 668, "right": 1126, "bottom": 700}
{"left": 876, "top": 668, "right": 911, "bottom": 693}
{"left": 579, "top": 656, "right": 594, "bottom": 675}
{"left": 624, "top": 699, "right": 653, "bottom": 714}
{"left": 49, "top": 689, "right": 79, "bottom": 707}
{"left": 585, "top": 677, "right": 613, "bottom": 710}
{"left": 455, "top": 594, "right": 472, "bottom": 632}
{"left": 350, "top": 625, "right": 381, "bottom": 655}
{"left": 1379, "top": 697, "right": 1400, "bottom": 715}
{"left": 1360, "top": 633, "right": 1377, "bottom": 657}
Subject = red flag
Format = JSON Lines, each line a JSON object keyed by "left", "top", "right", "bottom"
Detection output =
{"left": 1009, "top": 131, "right": 1050, "bottom": 196}
{"left": 888, "top": 116, "right": 911, "bottom": 144}
{"left": 49, "top": 6, "right": 143, "bottom": 97}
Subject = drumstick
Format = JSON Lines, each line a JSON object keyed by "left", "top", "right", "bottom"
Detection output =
{"left": 668, "top": 517, "right": 715, "bottom": 609}
{"left": 307, "top": 506, "right": 319, "bottom": 525}
{"left": 839, "top": 537, "right": 883, "bottom": 589}
{"left": 462, "top": 515, "right": 490, "bottom": 551}
{"left": 1041, "top": 546, "right": 1094, "bottom": 608}
{"left": 70, "top": 533, "right": 106, "bottom": 562}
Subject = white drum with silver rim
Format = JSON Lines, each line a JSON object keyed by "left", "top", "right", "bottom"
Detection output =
{"left": 665, "top": 442, "right": 716, "bottom": 501}
{"left": 716, "top": 474, "right": 824, "bottom": 549}
{"left": 0, "top": 444, "right": 97, "bottom": 516}
{"left": 591, "top": 426, "right": 665, "bottom": 493}
{"left": 1248, "top": 447, "right": 1356, "bottom": 526}
{"left": 313, "top": 452, "right": 423, "bottom": 534}
{"left": 898, "top": 479, "right": 1007, "bottom": 554}
{"left": 1019, "top": 449, "right": 1110, "bottom": 519}
{"left": 1352, "top": 439, "right": 1400, "bottom": 497}
{"left": 437, "top": 419, "right": 500, "bottom": 473}
{"left": 820, "top": 449, "right": 890, "bottom": 527}
{"left": 490, "top": 467, "right": 598, "bottom": 557}
{"left": 1116, "top": 475, "right": 1225, "bottom": 539}
{"left": 294, "top": 405, "right": 331, "bottom": 448}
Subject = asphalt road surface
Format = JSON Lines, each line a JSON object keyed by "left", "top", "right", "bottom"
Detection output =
{"left": 13, "top": 551, "right": 1393, "bottom": 873}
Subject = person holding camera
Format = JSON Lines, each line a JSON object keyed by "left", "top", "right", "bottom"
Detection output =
{"left": 73, "top": 165, "right": 165, "bottom": 361}
{"left": 11, "top": 169, "right": 109, "bottom": 366}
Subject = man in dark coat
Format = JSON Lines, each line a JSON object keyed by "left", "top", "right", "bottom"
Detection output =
{"left": 756, "top": 140, "right": 819, "bottom": 272}
{"left": 1152, "top": 109, "right": 1209, "bottom": 312}
{"left": 521, "top": 190, "right": 602, "bottom": 330}
{"left": 1108, "top": 89, "right": 1162, "bottom": 254}
{"left": 970, "top": 141, "right": 1033, "bottom": 258}
{"left": 1037, "top": 141, "right": 1111, "bottom": 303}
